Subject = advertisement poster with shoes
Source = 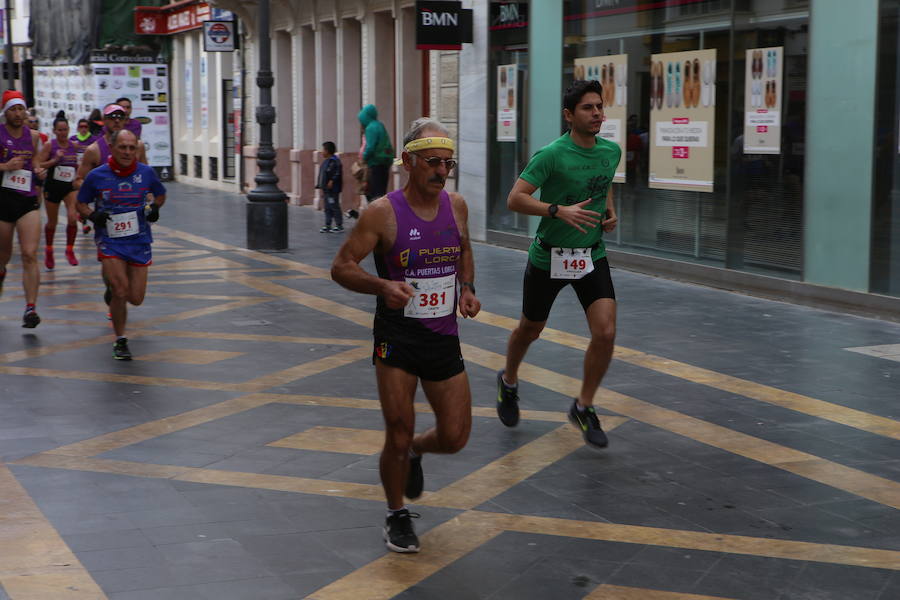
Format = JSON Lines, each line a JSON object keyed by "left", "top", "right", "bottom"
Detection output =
{"left": 648, "top": 49, "right": 716, "bottom": 193}
{"left": 574, "top": 54, "right": 628, "bottom": 183}
{"left": 743, "top": 46, "right": 783, "bottom": 154}
{"left": 496, "top": 64, "right": 518, "bottom": 142}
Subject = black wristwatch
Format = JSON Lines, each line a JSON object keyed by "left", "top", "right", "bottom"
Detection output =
{"left": 548, "top": 204, "right": 559, "bottom": 219}
{"left": 460, "top": 281, "right": 476, "bottom": 295}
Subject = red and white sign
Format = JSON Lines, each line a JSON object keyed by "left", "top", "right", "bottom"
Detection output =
{"left": 134, "top": 2, "right": 211, "bottom": 36}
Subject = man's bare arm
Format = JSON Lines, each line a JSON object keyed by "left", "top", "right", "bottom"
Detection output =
{"left": 331, "top": 199, "right": 413, "bottom": 310}
{"left": 450, "top": 193, "right": 481, "bottom": 318}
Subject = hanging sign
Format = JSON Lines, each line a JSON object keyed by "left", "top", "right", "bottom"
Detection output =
{"left": 743, "top": 46, "right": 783, "bottom": 154}
{"left": 575, "top": 54, "right": 628, "bottom": 183}
{"left": 415, "top": 1, "right": 473, "bottom": 50}
{"left": 648, "top": 49, "right": 716, "bottom": 193}
{"left": 203, "top": 21, "right": 237, "bottom": 52}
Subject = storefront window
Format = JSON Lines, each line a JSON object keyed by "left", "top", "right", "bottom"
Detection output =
{"left": 487, "top": 1, "right": 530, "bottom": 235}
{"left": 559, "top": 0, "right": 808, "bottom": 277}
{"left": 873, "top": 0, "right": 900, "bottom": 296}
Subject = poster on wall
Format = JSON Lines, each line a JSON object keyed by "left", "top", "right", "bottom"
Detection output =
{"left": 91, "top": 57, "right": 172, "bottom": 168}
{"left": 743, "top": 46, "right": 783, "bottom": 154}
{"left": 648, "top": 49, "right": 716, "bottom": 193}
{"left": 574, "top": 54, "right": 627, "bottom": 183}
{"left": 496, "top": 64, "right": 517, "bottom": 142}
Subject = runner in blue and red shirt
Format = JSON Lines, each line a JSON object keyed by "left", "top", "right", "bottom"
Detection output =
{"left": 77, "top": 129, "right": 165, "bottom": 361}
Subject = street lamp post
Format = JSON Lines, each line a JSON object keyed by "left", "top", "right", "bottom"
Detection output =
{"left": 246, "top": 0, "right": 288, "bottom": 250}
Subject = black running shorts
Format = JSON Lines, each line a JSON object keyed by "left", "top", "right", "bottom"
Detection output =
{"left": 521, "top": 257, "right": 616, "bottom": 323}
{"left": 373, "top": 333, "right": 465, "bottom": 382}
{"left": 0, "top": 188, "right": 39, "bottom": 223}
{"left": 44, "top": 179, "right": 74, "bottom": 204}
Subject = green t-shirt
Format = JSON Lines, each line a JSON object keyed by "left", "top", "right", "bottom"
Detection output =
{"left": 520, "top": 133, "right": 621, "bottom": 270}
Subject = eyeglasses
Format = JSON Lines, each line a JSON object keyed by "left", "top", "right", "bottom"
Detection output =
{"left": 413, "top": 153, "right": 457, "bottom": 170}
{"left": 105, "top": 114, "right": 125, "bottom": 121}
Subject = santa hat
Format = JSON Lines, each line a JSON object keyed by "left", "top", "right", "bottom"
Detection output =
{"left": 1, "top": 90, "right": 26, "bottom": 114}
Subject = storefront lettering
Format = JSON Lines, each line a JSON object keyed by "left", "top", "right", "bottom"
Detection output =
{"left": 422, "top": 11, "right": 458, "bottom": 26}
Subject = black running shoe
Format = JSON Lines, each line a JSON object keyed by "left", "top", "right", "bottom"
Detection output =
{"left": 568, "top": 399, "right": 608, "bottom": 448}
{"left": 383, "top": 509, "right": 420, "bottom": 553}
{"left": 496, "top": 369, "right": 520, "bottom": 427}
{"left": 113, "top": 338, "right": 132, "bottom": 361}
{"left": 22, "top": 310, "right": 40, "bottom": 329}
{"left": 405, "top": 455, "right": 424, "bottom": 500}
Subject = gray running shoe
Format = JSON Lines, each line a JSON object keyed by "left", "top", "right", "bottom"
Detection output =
{"left": 568, "top": 399, "right": 608, "bottom": 448}
{"left": 113, "top": 338, "right": 132, "bottom": 361}
{"left": 384, "top": 509, "right": 420, "bottom": 553}
{"left": 496, "top": 369, "right": 520, "bottom": 427}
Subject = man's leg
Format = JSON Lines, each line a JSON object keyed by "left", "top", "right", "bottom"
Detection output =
{"left": 44, "top": 199, "right": 59, "bottom": 269}
{"left": 375, "top": 359, "right": 418, "bottom": 510}
{"left": 0, "top": 220, "right": 13, "bottom": 294}
{"left": 62, "top": 192, "right": 79, "bottom": 265}
{"left": 16, "top": 210, "right": 41, "bottom": 306}
{"left": 102, "top": 258, "right": 130, "bottom": 337}
{"left": 577, "top": 298, "right": 616, "bottom": 407}
{"left": 503, "top": 315, "right": 546, "bottom": 386}
{"left": 414, "top": 370, "right": 472, "bottom": 456}
{"left": 126, "top": 264, "right": 149, "bottom": 307}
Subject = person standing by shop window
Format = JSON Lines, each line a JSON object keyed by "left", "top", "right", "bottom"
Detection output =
{"left": 495, "top": 79, "right": 621, "bottom": 449}
{"left": 358, "top": 104, "right": 394, "bottom": 204}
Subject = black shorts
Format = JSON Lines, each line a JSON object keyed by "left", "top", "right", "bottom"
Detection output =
{"left": 373, "top": 333, "right": 465, "bottom": 382}
{"left": 44, "top": 179, "right": 74, "bottom": 204}
{"left": 0, "top": 188, "right": 39, "bottom": 223}
{"left": 522, "top": 256, "right": 616, "bottom": 322}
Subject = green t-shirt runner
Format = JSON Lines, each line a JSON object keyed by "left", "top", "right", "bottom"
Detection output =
{"left": 520, "top": 132, "right": 621, "bottom": 270}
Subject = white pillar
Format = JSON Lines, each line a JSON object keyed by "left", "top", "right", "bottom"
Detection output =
{"left": 337, "top": 18, "right": 362, "bottom": 154}
{"left": 458, "top": 0, "right": 488, "bottom": 241}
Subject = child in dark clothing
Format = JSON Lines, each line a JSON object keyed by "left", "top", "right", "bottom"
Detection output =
{"left": 317, "top": 141, "right": 344, "bottom": 232}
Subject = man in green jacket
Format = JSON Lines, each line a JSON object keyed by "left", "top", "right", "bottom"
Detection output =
{"left": 358, "top": 104, "right": 394, "bottom": 204}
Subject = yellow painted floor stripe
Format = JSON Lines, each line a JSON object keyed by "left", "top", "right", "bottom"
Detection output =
{"left": 461, "top": 343, "right": 900, "bottom": 511}
{"left": 484, "top": 510, "right": 900, "bottom": 570}
{"left": 0, "top": 464, "right": 107, "bottom": 599}
{"left": 421, "top": 419, "right": 628, "bottom": 510}
{"left": 586, "top": 585, "right": 737, "bottom": 599}
{"left": 234, "top": 346, "right": 371, "bottom": 392}
{"left": 475, "top": 310, "right": 900, "bottom": 440}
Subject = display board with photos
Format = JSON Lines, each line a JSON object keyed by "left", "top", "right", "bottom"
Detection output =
{"left": 33, "top": 57, "right": 173, "bottom": 168}
{"left": 574, "top": 54, "right": 627, "bottom": 183}
{"left": 648, "top": 49, "right": 716, "bottom": 193}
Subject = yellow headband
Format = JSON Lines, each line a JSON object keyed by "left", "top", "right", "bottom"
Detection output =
{"left": 403, "top": 136, "right": 455, "bottom": 153}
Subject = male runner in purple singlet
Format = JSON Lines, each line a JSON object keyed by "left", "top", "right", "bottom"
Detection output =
{"left": 332, "top": 118, "right": 480, "bottom": 554}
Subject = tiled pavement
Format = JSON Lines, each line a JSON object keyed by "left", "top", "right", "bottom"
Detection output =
{"left": 0, "top": 182, "right": 898, "bottom": 599}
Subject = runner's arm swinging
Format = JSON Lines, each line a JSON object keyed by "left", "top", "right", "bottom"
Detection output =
{"left": 331, "top": 201, "right": 414, "bottom": 310}
{"left": 451, "top": 193, "right": 481, "bottom": 319}
{"left": 507, "top": 177, "right": 603, "bottom": 234}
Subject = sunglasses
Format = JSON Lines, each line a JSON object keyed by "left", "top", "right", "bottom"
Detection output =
{"left": 413, "top": 153, "right": 457, "bottom": 170}
{"left": 104, "top": 114, "right": 125, "bottom": 121}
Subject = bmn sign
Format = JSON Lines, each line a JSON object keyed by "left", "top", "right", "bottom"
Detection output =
{"left": 416, "top": 1, "right": 473, "bottom": 50}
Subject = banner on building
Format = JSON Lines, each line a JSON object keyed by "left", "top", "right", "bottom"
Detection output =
{"left": 184, "top": 62, "right": 194, "bottom": 130}
{"left": 33, "top": 61, "right": 172, "bottom": 168}
{"left": 200, "top": 55, "right": 208, "bottom": 130}
{"left": 496, "top": 64, "right": 517, "bottom": 142}
{"left": 743, "top": 46, "right": 782, "bottom": 154}
{"left": 575, "top": 54, "right": 627, "bottom": 183}
{"left": 648, "top": 49, "right": 716, "bottom": 193}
